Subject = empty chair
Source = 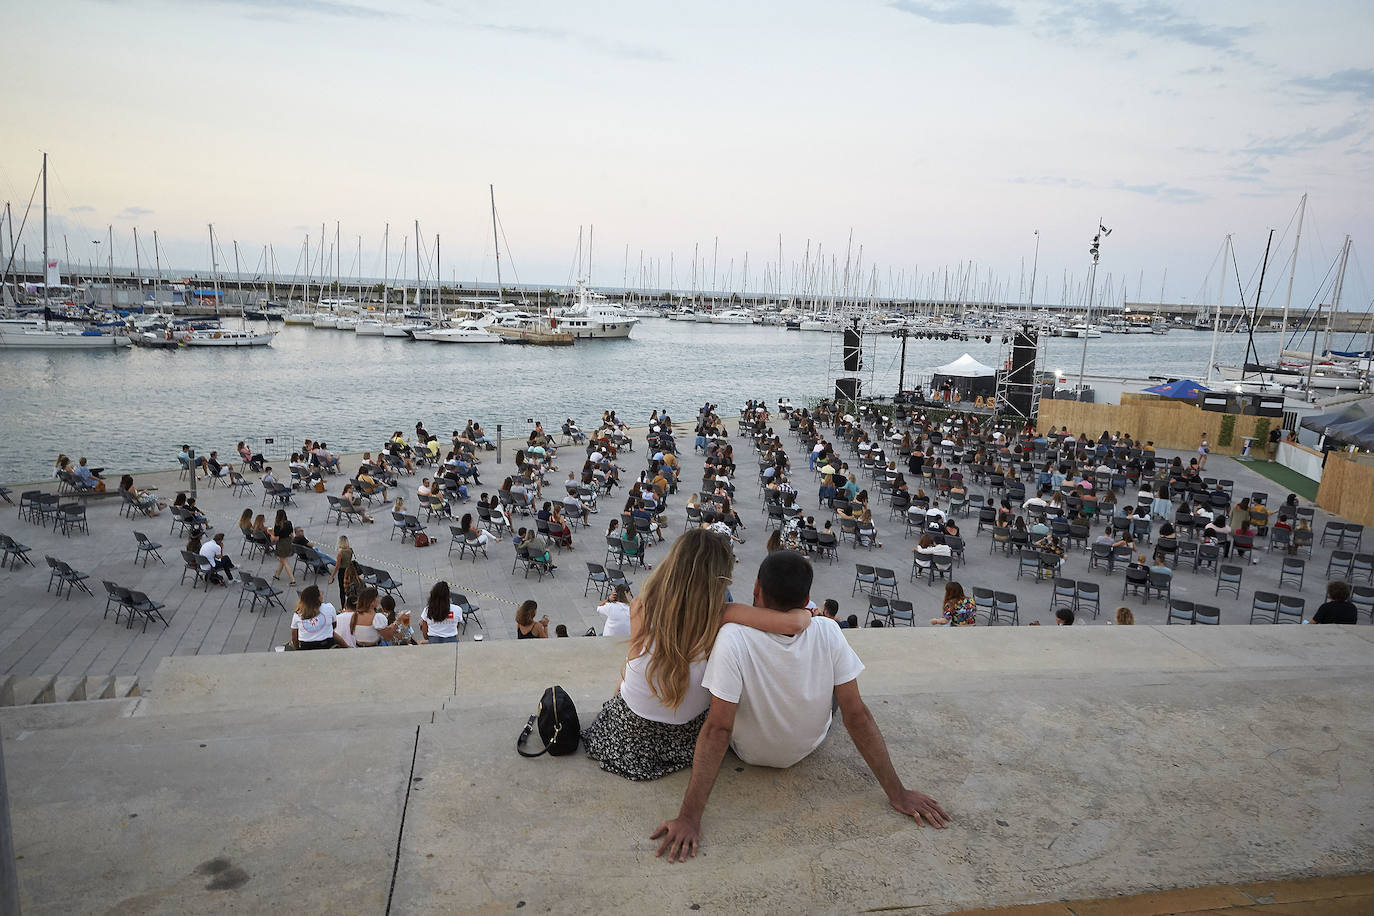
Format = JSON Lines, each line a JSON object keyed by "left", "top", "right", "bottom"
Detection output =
{"left": 1016, "top": 551, "right": 1041, "bottom": 580}
{"left": 584, "top": 562, "right": 611, "bottom": 599}
{"left": 229, "top": 470, "right": 255, "bottom": 499}
{"left": 102, "top": 581, "right": 134, "bottom": 625}
{"left": 1166, "top": 599, "right": 1195, "bottom": 625}
{"left": 863, "top": 594, "right": 892, "bottom": 627}
{"left": 1341, "top": 524, "right": 1364, "bottom": 552}
{"left": 1326, "top": 550, "right": 1354, "bottom": 581}
{"left": 1049, "top": 577, "right": 1076, "bottom": 613}
{"left": 972, "top": 586, "right": 995, "bottom": 623}
{"left": 944, "top": 535, "right": 966, "bottom": 567}
{"left": 873, "top": 567, "right": 899, "bottom": 599}
{"left": 1350, "top": 586, "right": 1374, "bottom": 621}
{"left": 1176, "top": 541, "right": 1199, "bottom": 569}
{"left": 1275, "top": 595, "right": 1306, "bottom": 624}
{"left": 888, "top": 599, "right": 916, "bottom": 626}
{"left": 0, "top": 533, "right": 35, "bottom": 569}
{"left": 1192, "top": 604, "right": 1221, "bottom": 625}
{"left": 991, "top": 591, "right": 1020, "bottom": 626}
{"left": 1320, "top": 521, "right": 1345, "bottom": 547}
{"left": 368, "top": 567, "right": 405, "bottom": 600}
{"left": 126, "top": 590, "right": 170, "bottom": 632}
{"left": 1215, "top": 564, "right": 1243, "bottom": 598}
{"left": 1249, "top": 591, "right": 1280, "bottom": 624}
{"left": 852, "top": 564, "right": 877, "bottom": 596}
{"left": 57, "top": 503, "right": 88, "bottom": 537}
{"left": 133, "top": 531, "right": 165, "bottom": 567}
{"left": 1351, "top": 553, "right": 1374, "bottom": 585}
{"left": 1075, "top": 581, "right": 1101, "bottom": 620}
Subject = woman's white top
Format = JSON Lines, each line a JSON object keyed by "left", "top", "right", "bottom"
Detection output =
{"left": 621, "top": 649, "right": 710, "bottom": 724}
{"left": 424, "top": 607, "right": 460, "bottom": 639}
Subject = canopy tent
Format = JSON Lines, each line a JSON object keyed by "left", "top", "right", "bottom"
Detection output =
{"left": 1324, "top": 417, "right": 1374, "bottom": 450}
{"left": 1300, "top": 402, "right": 1372, "bottom": 438}
{"left": 1142, "top": 378, "right": 1210, "bottom": 399}
{"left": 930, "top": 353, "right": 998, "bottom": 405}
{"left": 933, "top": 353, "right": 997, "bottom": 377}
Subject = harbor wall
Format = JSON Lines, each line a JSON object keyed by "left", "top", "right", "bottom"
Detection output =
{"left": 1317, "top": 452, "right": 1374, "bottom": 527}
{"left": 1036, "top": 397, "right": 1269, "bottom": 455}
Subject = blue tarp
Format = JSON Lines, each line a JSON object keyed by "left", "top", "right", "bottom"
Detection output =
{"left": 1142, "top": 379, "right": 1211, "bottom": 399}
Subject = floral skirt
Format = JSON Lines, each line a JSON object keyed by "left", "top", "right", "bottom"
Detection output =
{"left": 581, "top": 693, "right": 707, "bottom": 781}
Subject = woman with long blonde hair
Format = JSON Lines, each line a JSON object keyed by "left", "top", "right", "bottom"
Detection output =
{"left": 581, "top": 528, "right": 809, "bottom": 780}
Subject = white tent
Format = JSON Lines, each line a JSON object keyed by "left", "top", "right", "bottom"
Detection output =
{"left": 933, "top": 353, "right": 996, "bottom": 377}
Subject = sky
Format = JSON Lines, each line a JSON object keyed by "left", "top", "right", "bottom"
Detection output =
{"left": 1, "top": 0, "right": 1372, "bottom": 312}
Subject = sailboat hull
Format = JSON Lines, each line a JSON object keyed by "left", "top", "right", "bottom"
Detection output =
{"left": 0, "top": 329, "right": 132, "bottom": 348}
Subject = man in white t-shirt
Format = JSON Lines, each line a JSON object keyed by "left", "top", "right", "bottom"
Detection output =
{"left": 652, "top": 551, "right": 949, "bottom": 862}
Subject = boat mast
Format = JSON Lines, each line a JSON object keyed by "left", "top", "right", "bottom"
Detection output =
{"left": 1206, "top": 235, "right": 1229, "bottom": 384}
{"left": 1238, "top": 230, "right": 1273, "bottom": 380}
{"left": 133, "top": 227, "right": 141, "bottom": 310}
{"left": 1027, "top": 230, "right": 1040, "bottom": 317}
{"left": 489, "top": 184, "right": 503, "bottom": 304}
{"left": 382, "top": 223, "right": 389, "bottom": 317}
{"left": 153, "top": 230, "right": 162, "bottom": 312}
{"left": 107, "top": 224, "right": 114, "bottom": 313}
{"left": 304, "top": 234, "right": 311, "bottom": 309}
{"left": 435, "top": 233, "right": 441, "bottom": 316}
{"left": 1324, "top": 235, "right": 1351, "bottom": 360}
{"left": 209, "top": 225, "right": 220, "bottom": 318}
{"left": 414, "top": 220, "right": 421, "bottom": 309}
{"left": 41, "top": 155, "right": 50, "bottom": 328}
{"left": 1278, "top": 193, "right": 1306, "bottom": 361}
{"left": 234, "top": 239, "right": 245, "bottom": 327}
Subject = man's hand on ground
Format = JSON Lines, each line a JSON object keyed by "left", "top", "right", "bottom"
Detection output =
{"left": 650, "top": 818, "right": 701, "bottom": 863}
{"left": 889, "top": 788, "right": 951, "bottom": 827}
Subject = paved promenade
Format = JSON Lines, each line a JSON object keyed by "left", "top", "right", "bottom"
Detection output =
{"left": 0, "top": 417, "right": 1369, "bottom": 690}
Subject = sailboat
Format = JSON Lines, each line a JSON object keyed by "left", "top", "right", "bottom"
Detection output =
{"left": 485, "top": 186, "right": 573, "bottom": 346}
{"left": 0, "top": 155, "right": 131, "bottom": 349}
{"left": 184, "top": 225, "right": 274, "bottom": 347}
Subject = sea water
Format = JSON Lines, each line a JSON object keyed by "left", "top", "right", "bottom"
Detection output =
{"left": 0, "top": 320, "right": 1305, "bottom": 481}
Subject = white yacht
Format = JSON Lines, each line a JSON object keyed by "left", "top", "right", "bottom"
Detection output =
{"left": 412, "top": 322, "right": 502, "bottom": 344}
{"left": 184, "top": 328, "right": 275, "bottom": 347}
{"left": 0, "top": 324, "right": 132, "bottom": 348}
{"left": 709, "top": 309, "right": 754, "bottom": 325}
{"left": 553, "top": 279, "right": 638, "bottom": 339}
{"left": 1061, "top": 324, "right": 1102, "bottom": 339}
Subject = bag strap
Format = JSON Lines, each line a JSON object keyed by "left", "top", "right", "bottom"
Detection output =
{"left": 516, "top": 713, "right": 547, "bottom": 758}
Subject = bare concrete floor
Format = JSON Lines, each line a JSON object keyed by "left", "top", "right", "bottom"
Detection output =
{"left": 3, "top": 627, "right": 1372, "bottom": 914}
{"left": 0, "top": 420, "right": 1367, "bottom": 690}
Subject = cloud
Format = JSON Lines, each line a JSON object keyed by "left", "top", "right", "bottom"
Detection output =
{"left": 1113, "top": 181, "right": 1206, "bottom": 203}
{"left": 1243, "top": 117, "right": 1365, "bottom": 158}
{"left": 117, "top": 206, "right": 154, "bottom": 220}
{"left": 888, "top": 0, "right": 1016, "bottom": 26}
{"left": 68, "top": 205, "right": 96, "bottom": 213}
{"left": 1290, "top": 68, "right": 1374, "bottom": 100}
{"left": 475, "top": 23, "right": 669, "bottom": 62}
{"left": 1041, "top": 1, "right": 1253, "bottom": 51}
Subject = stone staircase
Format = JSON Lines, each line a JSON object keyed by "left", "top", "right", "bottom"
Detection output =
{"left": 0, "top": 673, "right": 139, "bottom": 706}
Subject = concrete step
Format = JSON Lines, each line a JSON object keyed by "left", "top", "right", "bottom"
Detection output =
{"left": 0, "top": 675, "right": 57, "bottom": 707}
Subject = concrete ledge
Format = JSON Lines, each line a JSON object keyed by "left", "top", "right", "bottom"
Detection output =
{"left": 5, "top": 627, "right": 1373, "bottom": 914}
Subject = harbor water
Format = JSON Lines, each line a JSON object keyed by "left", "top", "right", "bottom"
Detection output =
{"left": 0, "top": 320, "right": 1313, "bottom": 482}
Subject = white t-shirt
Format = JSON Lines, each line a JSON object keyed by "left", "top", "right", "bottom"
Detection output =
{"left": 424, "top": 605, "right": 462, "bottom": 639}
{"left": 292, "top": 603, "right": 337, "bottom": 644}
{"left": 701, "top": 618, "right": 865, "bottom": 768}
{"left": 621, "top": 651, "right": 710, "bottom": 725}
{"left": 598, "top": 601, "right": 631, "bottom": 637}
{"left": 199, "top": 541, "right": 222, "bottom": 563}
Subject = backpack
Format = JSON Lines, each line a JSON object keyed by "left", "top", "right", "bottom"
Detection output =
{"left": 314, "top": 480, "right": 326, "bottom": 493}
{"left": 516, "top": 686, "right": 580, "bottom": 757}
{"left": 414, "top": 532, "right": 431, "bottom": 548}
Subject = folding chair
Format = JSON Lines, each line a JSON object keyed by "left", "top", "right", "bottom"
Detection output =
{"left": 1275, "top": 595, "right": 1306, "bottom": 624}
{"left": 1167, "top": 599, "right": 1195, "bottom": 625}
{"left": 126, "top": 590, "right": 170, "bottom": 632}
{"left": 1215, "top": 564, "right": 1243, "bottom": 598}
{"left": 133, "top": 531, "right": 165, "bottom": 567}
{"left": 852, "top": 564, "right": 877, "bottom": 597}
{"left": 1249, "top": 591, "right": 1279, "bottom": 624}
{"left": 863, "top": 594, "right": 892, "bottom": 627}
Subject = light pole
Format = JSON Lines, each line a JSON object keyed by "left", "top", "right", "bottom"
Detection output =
{"left": 1076, "top": 222, "right": 1109, "bottom": 397}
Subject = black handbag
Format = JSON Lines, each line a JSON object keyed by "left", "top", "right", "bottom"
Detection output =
{"left": 516, "top": 685, "right": 580, "bottom": 757}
